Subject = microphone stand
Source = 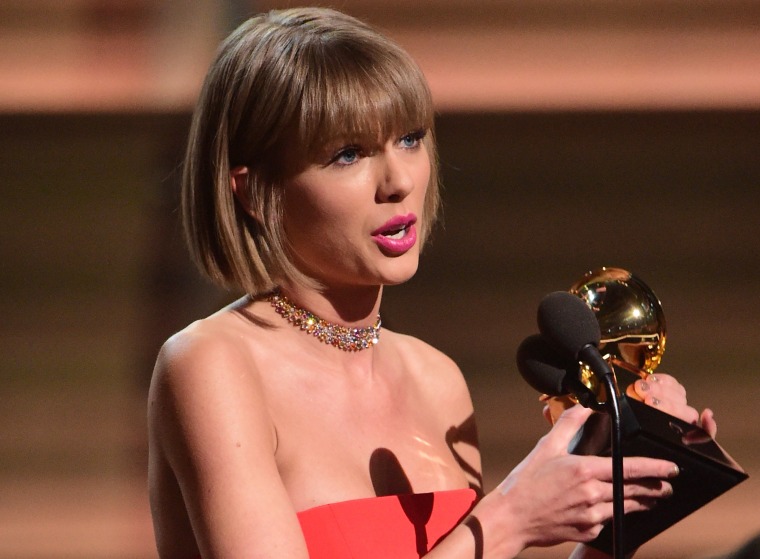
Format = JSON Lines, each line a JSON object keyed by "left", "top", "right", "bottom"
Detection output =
{"left": 600, "top": 372, "right": 625, "bottom": 559}
{"left": 565, "top": 362, "right": 625, "bottom": 558}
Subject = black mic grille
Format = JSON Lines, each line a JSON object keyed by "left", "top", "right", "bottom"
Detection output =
{"left": 537, "top": 291, "right": 600, "bottom": 359}
{"left": 516, "top": 334, "right": 571, "bottom": 396}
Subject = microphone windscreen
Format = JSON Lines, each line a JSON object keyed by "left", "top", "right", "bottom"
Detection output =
{"left": 537, "top": 291, "right": 601, "bottom": 359}
{"left": 516, "top": 334, "right": 571, "bottom": 396}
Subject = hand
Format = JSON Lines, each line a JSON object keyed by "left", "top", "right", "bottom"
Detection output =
{"left": 627, "top": 373, "right": 717, "bottom": 438}
{"left": 479, "top": 405, "right": 679, "bottom": 551}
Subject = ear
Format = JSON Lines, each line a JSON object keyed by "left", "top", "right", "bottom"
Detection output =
{"left": 230, "top": 165, "right": 259, "bottom": 219}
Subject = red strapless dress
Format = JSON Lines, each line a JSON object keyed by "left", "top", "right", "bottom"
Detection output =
{"left": 297, "top": 488, "right": 478, "bottom": 558}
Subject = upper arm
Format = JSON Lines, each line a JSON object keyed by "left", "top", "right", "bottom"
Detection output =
{"left": 148, "top": 327, "right": 309, "bottom": 559}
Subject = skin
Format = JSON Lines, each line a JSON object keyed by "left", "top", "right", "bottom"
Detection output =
{"left": 148, "top": 128, "right": 717, "bottom": 559}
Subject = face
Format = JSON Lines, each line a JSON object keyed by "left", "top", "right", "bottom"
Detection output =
{"left": 280, "top": 128, "right": 431, "bottom": 289}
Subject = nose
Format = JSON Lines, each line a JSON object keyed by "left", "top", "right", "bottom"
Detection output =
{"left": 376, "top": 150, "right": 416, "bottom": 204}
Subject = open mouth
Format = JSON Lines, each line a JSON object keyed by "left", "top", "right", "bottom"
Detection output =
{"left": 372, "top": 214, "right": 418, "bottom": 254}
{"left": 381, "top": 224, "right": 409, "bottom": 240}
{"left": 372, "top": 213, "right": 417, "bottom": 237}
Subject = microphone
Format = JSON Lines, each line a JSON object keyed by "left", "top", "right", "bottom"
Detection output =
{"left": 516, "top": 333, "right": 603, "bottom": 410}
{"left": 537, "top": 290, "right": 626, "bottom": 558}
{"left": 537, "top": 291, "right": 614, "bottom": 379}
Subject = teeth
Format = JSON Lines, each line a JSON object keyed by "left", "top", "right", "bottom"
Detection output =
{"left": 383, "top": 226, "right": 406, "bottom": 239}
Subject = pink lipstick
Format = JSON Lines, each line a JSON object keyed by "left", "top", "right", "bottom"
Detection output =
{"left": 371, "top": 213, "right": 418, "bottom": 254}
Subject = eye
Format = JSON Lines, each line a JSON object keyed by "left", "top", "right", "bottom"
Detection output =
{"left": 328, "top": 146, "right": 362, "bottom": 167}
{"left": 398, "top": 129, "right": 426, "bottom": 149}
{"left": 337, "top": 148, "right": 359, "bottom": 164}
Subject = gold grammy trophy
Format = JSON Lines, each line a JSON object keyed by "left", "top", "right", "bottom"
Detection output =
{"left": 550, "top": 267, "right": 747, "bottom": 554}
{"left": 542, "top": 266, "right": 667, "bottom": 421}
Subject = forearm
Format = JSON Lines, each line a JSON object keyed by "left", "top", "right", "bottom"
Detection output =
{"left": 424, "top": 488, "right": 530, "bottom": 559}
{"left": 422, "top": 521, "right": 481, "bottom": 559}
{"left": 424, "top": 514, "right": 525, "bottom": 559}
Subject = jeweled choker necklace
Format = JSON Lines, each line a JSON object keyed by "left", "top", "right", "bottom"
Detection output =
{"left": 267, "top": 291, "right": 381, "bottom": 351}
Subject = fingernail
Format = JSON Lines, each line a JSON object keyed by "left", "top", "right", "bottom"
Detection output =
{"left": 649, "top": 374, "right": 658, "bottom": 383}
{"left": 639, "top": 381, "right": 650, "bottom": 392}
{"left": 669, "top": 465, "right": 680, "bottom": 478}
{"left": 651, "top": 397, "right": 661, "bottom": 406}
{"left": 663, "top": 484, "right": 674, "bottom": 498}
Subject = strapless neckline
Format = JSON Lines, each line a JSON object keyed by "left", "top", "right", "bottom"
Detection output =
{"left": 297, "top": 488, "right": 478, "bottom": 558}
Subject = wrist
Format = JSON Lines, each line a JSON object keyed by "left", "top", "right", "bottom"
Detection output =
{"left": 468, "top": 490, "right": 528, "bottom": 559}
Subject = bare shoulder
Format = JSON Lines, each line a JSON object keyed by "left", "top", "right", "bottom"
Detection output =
{"left": 148, "top": 304, "right": 309, "bottom": 558}
{"left": 151, "top": 296, "right": 275, "bottom": 389}
{"left": 148, "top": 305, "right": 276, "bottom": 460}
{"left": 153, "top": 311, "right": 254, "bottom": 387}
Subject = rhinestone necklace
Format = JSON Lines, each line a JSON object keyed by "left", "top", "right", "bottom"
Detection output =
{"left": 267, "top": 291, "right": 381, "bottom": 351}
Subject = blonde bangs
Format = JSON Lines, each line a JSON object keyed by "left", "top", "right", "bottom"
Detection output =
{"left": 296, "top": 38, "right": 435, "bottom": 157}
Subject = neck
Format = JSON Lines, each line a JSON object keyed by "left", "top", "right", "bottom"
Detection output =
{"left": 277, "top": 283, "right": 383, "bottom": 328}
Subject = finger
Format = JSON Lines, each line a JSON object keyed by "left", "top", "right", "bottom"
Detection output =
{"left": 625, "top": 382, "right": 644, "bottom": 403}
{"left": 647, "top": 373, "right": 679, "bottom": 386}
{"left": 633, "top": 376, "right": 702, "bottom": 424}
{"left": 574, "top": 478, "right": 673, "bottom": 506}
{"left": 572, "top": 498, "right": 655, "bottom": 542}
{"left": 542, "top": 404, "right": 553, "bottom": 426}
{"left": 700, "top": 408, "right": 718, "bottom": 438}
{"left": 631, "top": 379, "right": 661, "bottom": 405}
{"left": 633, "top": 376, "right": 687, "bottom": 406}
{"left": 623, "top": 457, "right": 680, "bottom": 481}
{"left": 545, "top": 405, "right": 596, "bottom": 451}
{"left": 557, "top": 490, "right": 668, "bottom": 545}
{"left": 623, "top": 478, "right": 673, "bottom": 500}
{"left": 651, "top": 373, "right": 688, "bottom": 399}
{"left": 623, "top": 496, "right": 661, "bottom": 515}
{"left": 568, "top": 498, "right": 662, "bottom": 544}
{"left": 569, "top": 508, "right": 608, "bottom": 543}
{"left": 560, "top": 455, "right": 678, "bottom": 486}
{"left": 647, "top": 397, "right": 701, "bottom": 425}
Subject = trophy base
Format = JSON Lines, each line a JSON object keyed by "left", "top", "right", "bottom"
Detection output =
{"left": 569, "top": 367, "right": 748, "bottom": 555}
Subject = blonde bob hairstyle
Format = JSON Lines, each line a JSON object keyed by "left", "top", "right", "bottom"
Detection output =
{"left": 181, "top": 7, "right": 441, "bottom": 296}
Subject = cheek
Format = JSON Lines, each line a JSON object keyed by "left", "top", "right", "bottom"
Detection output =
{"left": 415, "top": 146, "right": 432, "bottom": 191}
{"left": 414, "top": 161, "right": 431, "bottom": 204}
{"left": 282, "top": 173, "right": 328, "bottom": 224}
{"left": 281, "top": 181, "right": 358, "bottom": 248}
{"left": 419, "top": 166, "right": 431, "bottom": 194}
{"left": 283, "top": 188, "right": 319, "bottom": 226}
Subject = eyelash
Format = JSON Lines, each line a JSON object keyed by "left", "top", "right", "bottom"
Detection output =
{"left": 328, "top": 129, "right": 427, "bottom": 168}
{"left": 330, "top": 146, "right": 362, "bottom": 167}
{"left": 398, "top": 129, "right": 427, "bottom": 150}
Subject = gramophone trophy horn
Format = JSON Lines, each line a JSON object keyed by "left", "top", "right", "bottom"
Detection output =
{"left": 570, "top": 266, "right": 666, "bottom": 376}
{"left": 547, "top": 267, "right": 748, "bottom": 554}
{"left": 543, "top": 267, "right": 667, "bottom": 418}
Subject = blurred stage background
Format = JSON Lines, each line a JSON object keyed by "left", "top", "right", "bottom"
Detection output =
{"left": 1, "top": 1, "right": 759, "bottom": 558}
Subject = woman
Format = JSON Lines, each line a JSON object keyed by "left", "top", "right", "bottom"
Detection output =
{"left": 148, "top": 7, "right": 716, "bottom": 559}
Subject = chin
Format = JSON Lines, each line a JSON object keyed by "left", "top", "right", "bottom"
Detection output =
{"left": 378, "top": 258, "right": 420, "bottom": 286}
